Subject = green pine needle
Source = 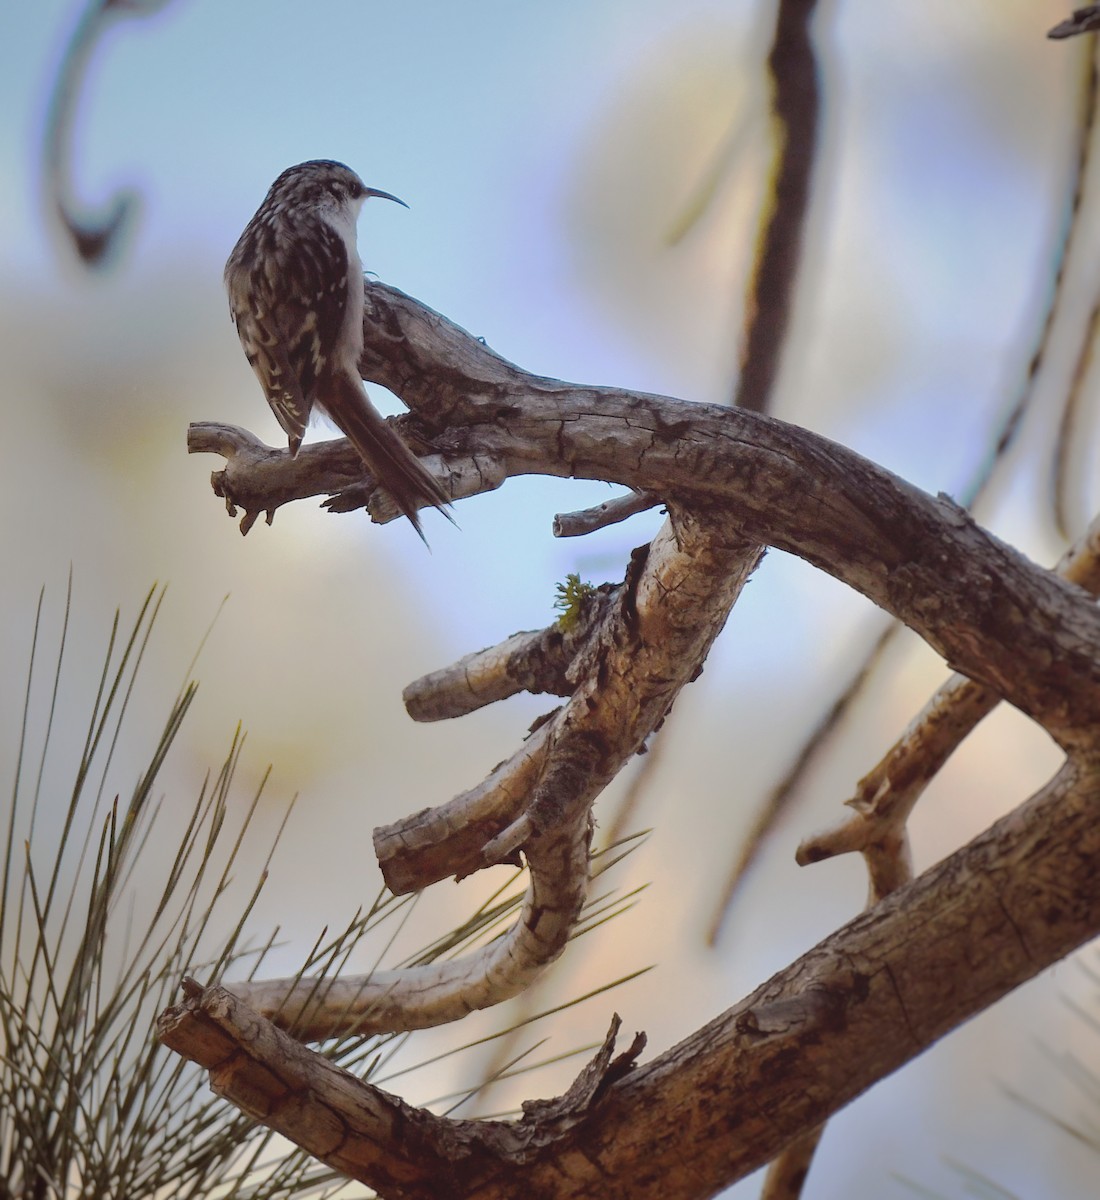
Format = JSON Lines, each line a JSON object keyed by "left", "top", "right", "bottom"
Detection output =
{"left": 553, "top": 573, "right": 597, "bottom": 631}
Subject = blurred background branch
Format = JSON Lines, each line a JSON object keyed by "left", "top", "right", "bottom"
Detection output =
{"left": 41, "top": 0, "right": 175, "bottom": 267}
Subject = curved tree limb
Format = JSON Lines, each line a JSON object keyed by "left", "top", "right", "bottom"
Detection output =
{"left": 191, "top": 282, "right": 1100, "bottom": 747}
{"left": 160, "top": 757, "right": 1100, "bottom": 1199}
{"left": 223, "top": 512, "right": 762, "bottom": 1038}
{"left": 798, "top": 510, "right": 1100, "bottom": 896}
{"left": 170, "top": 279, "right": 1100, "bottom": 1199}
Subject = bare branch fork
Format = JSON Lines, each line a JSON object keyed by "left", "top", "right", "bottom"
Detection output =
{"left": 165, "top": 281, "right": 1100, "bottom": 1199}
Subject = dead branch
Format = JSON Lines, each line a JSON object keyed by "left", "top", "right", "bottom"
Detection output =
{"left": 223, "top": 512, "right": 763, "bottom": 1037}
{"left": 160, "top": 757, "right": 1100, "bottom": 1199}
{"left": 170, "top": 280, "right": 1100, "bottom": 1199}
{"left": 799, "top": 511, "right": 1100, "bottom": 898}
{"left": 191, "top": 282, "right": 1100, "bottom": 745}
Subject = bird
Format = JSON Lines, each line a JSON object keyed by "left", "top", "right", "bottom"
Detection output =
{"left": 224, "top": 159, "right": 451, "bottom": 541}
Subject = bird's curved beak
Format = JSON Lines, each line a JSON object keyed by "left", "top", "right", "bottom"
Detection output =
{"left": 364, "top": 188, "right": 409, "bottom": 209}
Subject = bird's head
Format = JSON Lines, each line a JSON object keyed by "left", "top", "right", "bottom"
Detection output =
{"left": 265, "top": 160, "right": 408, "bottom": 218}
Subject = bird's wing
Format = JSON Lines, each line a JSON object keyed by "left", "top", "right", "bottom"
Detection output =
{"left": 227, "top": 220, "right": 350, "bottom": 454}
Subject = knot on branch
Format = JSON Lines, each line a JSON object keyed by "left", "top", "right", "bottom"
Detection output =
{"left": 517, "top": 1015, "right": 647, "bottom": 1142}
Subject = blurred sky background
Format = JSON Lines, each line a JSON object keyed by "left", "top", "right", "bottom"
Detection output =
{"left": 2, "top": 1, "right": 1100, "bottom": 1196}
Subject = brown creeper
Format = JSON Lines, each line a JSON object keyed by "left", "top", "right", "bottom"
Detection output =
{"left": 224, "top": 159, "right": 450, "bottom": 539}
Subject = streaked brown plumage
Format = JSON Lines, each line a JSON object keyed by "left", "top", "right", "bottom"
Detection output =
{"left": 224, "top": 159, "right": 450, "bottom": 540}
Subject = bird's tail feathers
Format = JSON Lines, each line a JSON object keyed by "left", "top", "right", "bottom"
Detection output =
{"left": 325, "top": 374, "right": 453, "bottom": 543}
